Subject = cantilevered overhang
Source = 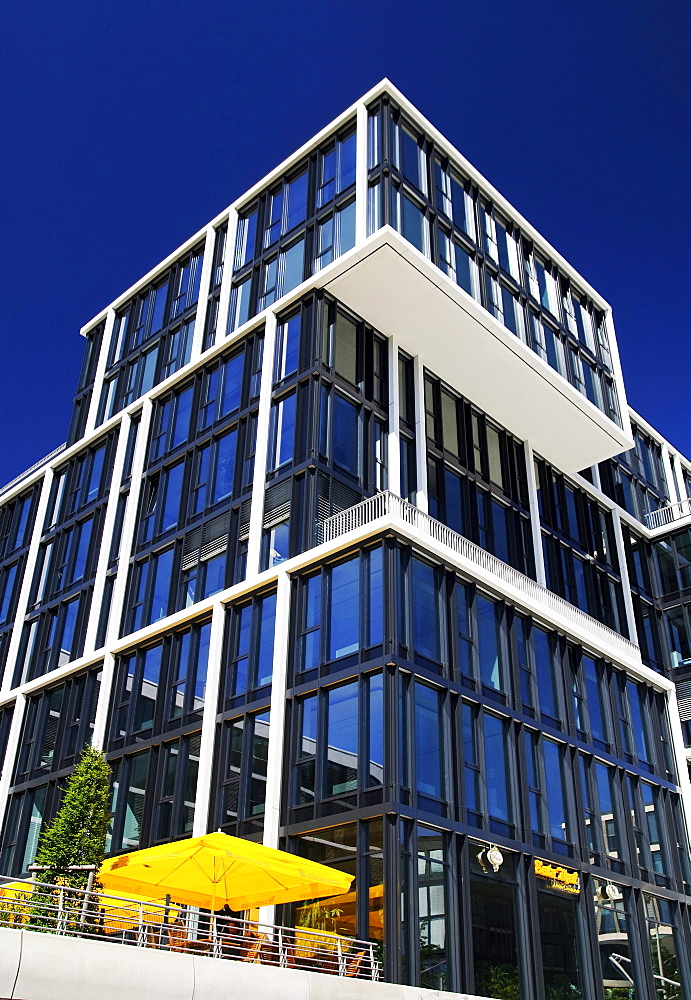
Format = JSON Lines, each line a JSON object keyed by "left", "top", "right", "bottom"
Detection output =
{"left": 320, "top": 228, "right": 633, "bottom": 473}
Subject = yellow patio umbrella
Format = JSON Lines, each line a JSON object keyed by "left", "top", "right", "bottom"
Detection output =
{"left": 98, "top": 832, "right": 353, "bottom": 912}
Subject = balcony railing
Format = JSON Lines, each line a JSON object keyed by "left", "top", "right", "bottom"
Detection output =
{"left": 0, "top": 443, "right": 66, "bottom": 497}
{"left": 0, "top": 877, "right": 380, "bottom": 981}
{"left": 320, "top": 491, "right": 640, "bottom": 663}
{"left": 645, "top": 498, "right": 691, "bottom": 530}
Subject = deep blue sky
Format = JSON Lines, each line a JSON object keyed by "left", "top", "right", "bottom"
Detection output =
{"left": 2, "top": 0, "right": 689, "bottom": 488}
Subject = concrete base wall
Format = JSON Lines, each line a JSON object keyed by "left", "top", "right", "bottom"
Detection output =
{"left": 0, "top": 928, "right": 494, "bottom": 1000}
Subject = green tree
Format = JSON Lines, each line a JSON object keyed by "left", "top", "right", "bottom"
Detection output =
{"left": 33, "top": 745, "right": 111, "bottom": 891}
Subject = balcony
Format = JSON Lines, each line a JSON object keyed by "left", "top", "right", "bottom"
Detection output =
{"left": 645, "top": 497, "right": 691, "bottom": 531}
{"left": 320, "top": 228, "right": 632, "bottom": 474}
{"left": 0, "top": 877, "right": 413, "bottom": 1000}
{"left": 319, "top": 491, "right": 642, "bottom": 671}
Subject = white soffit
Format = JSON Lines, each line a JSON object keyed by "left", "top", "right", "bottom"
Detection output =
{"left": 324, "top": 230, "right": 633, "bottom": 473}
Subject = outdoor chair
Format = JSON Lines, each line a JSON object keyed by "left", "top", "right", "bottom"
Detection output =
{"left": 345, "top": 949, "right": 365, "bottom": 978}
{"left": 239, "top": 930, "right": 268, "bottom": 963}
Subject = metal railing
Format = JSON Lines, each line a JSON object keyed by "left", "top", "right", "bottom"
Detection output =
{"left": 0, "top": 443, "right": 66, "bottom": 497}
{"left": 320, "top": 491, "right": 640, "bottom": 662}
{"left": 0, "top": 877, "right": 380, "bottom": 981}
{"left": 645, "top": 498, "right": 691, "bottom": 530}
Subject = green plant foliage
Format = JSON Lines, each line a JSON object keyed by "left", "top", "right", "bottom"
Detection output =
{"left": 33, "top": 746, "right": 111, "bottom": 891}
{"left": 474, "top": 959, "right": 521, "bottom": 1000}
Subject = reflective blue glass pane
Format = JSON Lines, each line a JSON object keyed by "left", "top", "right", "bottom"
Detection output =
{"left": 202, "top": 553, "right": 226, "bottom": 598}
{"left": 477, "top": 596, "right": 502, "bottom": 691}
{"left": 219, "top": 353, "right": 243, "bottom": 418}
{"left": 194, "top": 624, "right": 211, "bottom": 705}
{"left": 415, "top": 683, "right": 443, "bottom": 798}
{"left": 533, "top": 628, "right": 556, "bottom": 719}
{"left": 401, "top": 193, "right": 425, "bottom": 253}
{"left": 411, "top": 558, "right": 440, "bottom": 661}
{"left": 256, "top": 593, "right": 276, "bottom": 687}
{"left": 484, "top": 713, "right": 510, "bottom": 821}
{"left": 368, "top": 546, "right": 384, "bottom": 646}
{"left": 161, "top": 463, "right": 184, "bottom": 532}
{"left": 337, "top": 199, "right": 356, "bottom": 255}
{"left": 332, "top": 394, "right": 359, "bottom": 475}
{"left": 150, "top": 548, "right": 173, "bottom": 623}
{"left": 286, "top": 171, "right": 308, "bottom": 232}
{"left": 326, "top": 682, "right": 358, "bottom": 795}
{"left": 338, "top": 132, "right": 356, "bottom": 191}
{"left": 329, "top": 557, "right": 359, "bottom": 659}
{"left": 368, "top": 673, "right": 383, "bottom": 786}
{"left": 212, "top": 430, "right": 237, "bottom": 503}
{"left": 543, "top": 739, "right": 568, "bottom": 841}
{"left": 282, "top": 239, "right": 304, "bottom": 296}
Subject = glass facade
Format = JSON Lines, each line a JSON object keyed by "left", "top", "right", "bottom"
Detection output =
{"left": 0, "top": 83, "right": 691, "bottom": 1000}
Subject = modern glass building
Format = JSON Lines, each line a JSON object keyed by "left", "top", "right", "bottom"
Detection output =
{"left": 1, "top": 80, "right": 691, "bottom": 999}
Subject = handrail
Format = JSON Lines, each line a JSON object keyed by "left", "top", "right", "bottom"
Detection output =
{"left": 320, "top": 491, "right": 640, "bottom": 662}
{"left": 645, "top": 498, "right": 691, "bottom": 530}
{"left": 0, "top": 877, "right": 380, "bottom": 981}
{"left": 0, "top": 443, "right": 67, "bottom": 498}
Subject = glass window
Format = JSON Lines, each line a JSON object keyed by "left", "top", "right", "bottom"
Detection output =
{"left": 543, "top": 739, "right": 569, "bottom": 844}
{"left": 286, "top": 170, "right": 308, "bottom": 232}
{"left": 533, "top": 627, "right": 558, "bottom": 722}
{"left": 411, "top": 558, "right": 441, "bottom": 663}
{"left": 229, "top": 275, "right": 252, "bottom": 331}
{"left": 300, "top": 574, "right": 321, "bottom": 672}
{"left": 282, "top": 237, "right": 305, "bottom": 296}
{"left": 476, "top": 595, "right": 503, "bottom": 692}
{"left": 415, "top": 682, "right": 444, "bottom": 800}
{"left": 397, "top": 189, "right": 426, "bottom": 254}
{"left": 396, "top": 124, "right": 425, "bottom": 192}
{"left": 332, "top": 393, "right": 359, "bottom": 476}
{"left": 329, "top": 557, "right": 360, "bottom": 660}
{"left": 537, "top": 891, "right": 582, "bottom": 999}
{"left": 212, "top": 429, "right": 237, "bottom": 503}
{"left": 470, "top": 856, "right": 520, "bottom": 1000}
{"left": 368, "top": 546, "right": 384, "bottom": 648}
{"left": 269, "top": 393, "right": 297, "bottom": 471}
{"left": 275, "top": 312, "right": 301, "bottom": 382}
{"left": 593, "top": 887, "right": 643, "bottom": 998}
{"left": 484, "top": 712, "right": 510, "bottom": 824}
{"left": 326, "top": 682, "right": 358, "bottom": 796}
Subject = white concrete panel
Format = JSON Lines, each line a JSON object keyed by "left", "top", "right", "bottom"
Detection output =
{"left": 325, "top": 231, "right": 632, "bottom": 474}
{"left": 193, "top": 954, "right": 312, "bottom": 1000}
{"left": 12, "top": 931, "right": 195, "bottom": 1000}
{"left": 0, "top": 927, "right": 21, "bottom": 997}
{"left": 0, "top": 926, "right": 504, "bottom": 1000}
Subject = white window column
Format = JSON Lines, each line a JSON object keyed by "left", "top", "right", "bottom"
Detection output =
{"left": 215, "top": 209, "right": 238, "bottom": 349}
{"left": 89, "top": 400, "right": 154, "bottom": 754}
{"left": 610, "top": 507, "right": 637, "bottom": 643}
{"left": 90, "top": 652, "right": 115, "bottom": 751}
{"left": 246, "top": 311, "right": 278, "bottom": 578}
{"left": 82, "top": 415, "right": 130, "bottom": 654}
{"left": 0, "top": 693, "right": 28, "bottom": 833}
{"left": 671, "top": 452, "right": 687, "bottom": 507}
{"left": 258, "top": 569, "right": 291, "bottom": 927}
{"left": 355, "top": 102, "right": 368, "bottom": 246}
{"left": 84, "top": 308, "right": 116, "bottom": 437}
{"left": 664, "top": 687, "right": 691, "bottom": 841}
{"left": 524, "top": 441, "right": 546, "bottom": 587}
{"left": 192, "top": 601, "right": 226, "bottom": 837}
{"left": 189, "top": 226, "right": 216, "bottom": 362}
{"left": 387, "top": 335, "right": 401, "bottom": 497}
{"left": 1, "top": 468, "right": 55, "bottom": 693}
{"left": 661, "top": 446, "right": 679, "bottom": 505}
{"left": 413, "top": 355, "right": 428, "bottom": 513}
{"left": 104, "top": 397, "right": 153, "bottom": 648}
